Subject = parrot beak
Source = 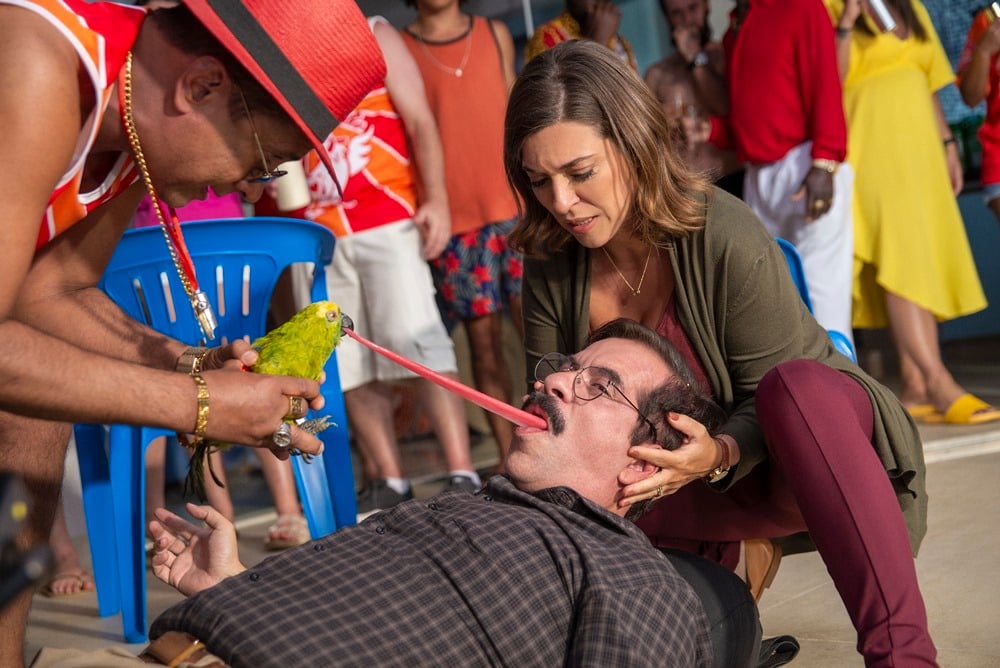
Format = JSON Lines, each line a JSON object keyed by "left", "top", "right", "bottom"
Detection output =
{"left": 340, "top": 312, "right": 355, "bottom": 332}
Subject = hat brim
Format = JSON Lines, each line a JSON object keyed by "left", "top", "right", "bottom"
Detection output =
{"left": 181, "top": 0, "right": 385, "bottom": 180}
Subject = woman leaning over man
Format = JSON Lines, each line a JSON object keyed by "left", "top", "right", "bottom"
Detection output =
{"left": 505, "top": 40, "right": 937, "bottom": 667}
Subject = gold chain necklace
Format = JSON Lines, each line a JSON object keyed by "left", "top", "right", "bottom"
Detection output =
{"left": 415, "top": 17, "right": 473, "bottom": 78}
{"left": 120, "top": 52, "right": 217, "bottom": 339}
{"left": 601, "top": 246, "right": 653, "bottom": 296}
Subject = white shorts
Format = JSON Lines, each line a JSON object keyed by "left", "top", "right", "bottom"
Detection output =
{"left": 324, "top": 220, "right": 458, "bottom": 392}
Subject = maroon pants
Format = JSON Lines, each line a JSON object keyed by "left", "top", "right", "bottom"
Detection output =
{"left": 637, "top": 360, "right": 937, "bottom": 666}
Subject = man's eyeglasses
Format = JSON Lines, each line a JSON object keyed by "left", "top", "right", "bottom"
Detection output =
{"left": 534, "top": 352, "right": 658, "bottom": 441}
{"left": 237, "top": 87, "right": 288, "bottom": 184}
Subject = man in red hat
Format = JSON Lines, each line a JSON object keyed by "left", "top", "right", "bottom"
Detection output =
{"left": 0, "top": 0, "right": 384, "bottom": 662}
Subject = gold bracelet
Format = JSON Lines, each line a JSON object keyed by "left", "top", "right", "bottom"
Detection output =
{"left": 175, "top": 346, "right": 211, "bottom": 375}
{"left": 811, "top": 158, "right": 840, "bottom": 174}
{"left": 191, "top": 374, "right": 210, "bottom": 442}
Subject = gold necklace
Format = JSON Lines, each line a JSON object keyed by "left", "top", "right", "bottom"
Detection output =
{"left": 120, "top": 52, "right": 217, "bottom": 340}
{"left": 415, "top": 16, "right": 473, "bottom": 78}
{"left": 601, "top": 246, "right": 653, "bottom": 296}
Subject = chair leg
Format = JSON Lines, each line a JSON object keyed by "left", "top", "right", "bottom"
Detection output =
{"left": 74, "top": 424, "right": 120, "bottom": 618}
{"left": 109, "top": 426, "right": 150, "bottom": 643}
{"left": 291, "top": 454, "right": 336, "bottom": 539}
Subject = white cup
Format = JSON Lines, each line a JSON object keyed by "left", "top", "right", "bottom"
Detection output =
{"left": 274, "top": 160, "right": 312, "bottom": 211}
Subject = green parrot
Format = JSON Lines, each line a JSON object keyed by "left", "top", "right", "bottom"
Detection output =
{"left": 184, "top": 300, "right": 345, "bottom": 500}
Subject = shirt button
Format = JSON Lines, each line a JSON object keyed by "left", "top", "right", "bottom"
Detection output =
{"left": 483, "top": 495, "right": 493, "bottom": 502}
{"left": 314, "top": 543, "right": 325, "bottom": 552}
{"left": 428, "top": 502, "right": 440, "bottom": 511}
{"left": 249, "top": 572, "right": 260, "bottom": 582}
{"left": 375, "top": 526, "right": 386, "bottom": 534}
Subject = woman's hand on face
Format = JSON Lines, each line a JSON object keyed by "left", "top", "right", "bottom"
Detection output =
{"left": 617, "top": 412, "right": 721, "bottom": 508}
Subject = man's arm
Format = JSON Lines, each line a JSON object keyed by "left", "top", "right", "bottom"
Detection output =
{"left": 375, "top": 20, "right": 451, "bottom": 260}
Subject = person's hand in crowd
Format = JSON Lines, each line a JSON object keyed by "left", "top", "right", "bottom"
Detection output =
{"left": 840, "top": 0, "right": 863, "bottom": 28}
{"left": 792, "top": 167, "right": 835, "bottom": 221}
{"left": 617, "top": 412, "right": 731, "bottom": 507}
{"left": 945, "top": 140, "right": 964, "bottom": 196}
{"left": 583, "top": 0, "right": 622, "bottom": 47}
{"left": 413, "top": 199, "right": 452, "bottom": 260}
{"left": 150, "top": 503, "right": 247, "bottom": 597}
{"left": 672, "top": 24, "right": 702, "bottom": 65}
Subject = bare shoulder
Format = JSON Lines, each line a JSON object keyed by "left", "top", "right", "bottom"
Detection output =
{"left": 0, "top": 5, "right": 81, "bottom": 97}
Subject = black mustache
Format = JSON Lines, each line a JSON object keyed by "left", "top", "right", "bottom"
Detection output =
{"left": 522, "top": 391, "right": 565, "bottom": 435}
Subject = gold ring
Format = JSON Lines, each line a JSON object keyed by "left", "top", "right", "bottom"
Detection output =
{"left": 812, "top": 199, "right": 830, "bottom": 208}
{"left": 287, "top": 396, "right": 305, "bottom": 420}
{"left": 654, "top": 485, "right": 663, "bottom": 499}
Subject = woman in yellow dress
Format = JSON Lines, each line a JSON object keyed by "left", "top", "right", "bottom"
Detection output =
{"left": 826, "top": 0, "right": 999, "bottom": 424}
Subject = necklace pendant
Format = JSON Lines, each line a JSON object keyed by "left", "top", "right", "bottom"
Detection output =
{"left": 634, "top": 289, "right": 640, "bottom": 296}
{"left": 454, "top": 68, "right": 463, "bottom": 77}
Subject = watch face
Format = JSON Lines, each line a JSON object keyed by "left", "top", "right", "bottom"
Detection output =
{"left": 693, "top": 51, "right": 710, "bottom": 67}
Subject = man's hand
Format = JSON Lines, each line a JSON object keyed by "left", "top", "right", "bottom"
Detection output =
{"left": 149, "top": 503, "right": 246, "bottom": 597}
{"left": 945, "top": 141, "right": 964, "bottom": 195}
{"left": 582, "top": 0, "right": 622, "bottom": 46}
{"left": 413, "top": 199, "right": 451, "bottom": 260}
{"left": 791, "top": 167, "right": 835, "bottom": 221}
{"left": 672, "top": 25, "right": 701, "bottom": 64}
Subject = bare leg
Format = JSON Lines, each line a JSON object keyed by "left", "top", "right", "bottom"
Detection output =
{"left": 44, "top": 499, "right": 95, "bottom": 595}
{"left": 201, "top": 450, "right": 235, "bottom": 522}
{"left": 144, "top": 436, "right": 167, "bottom": 529}
{"left": 408, "top": 376, "right": 473, "bottom": 473}
{"left": 885, "top": 292, "right": 964, "bottom": 412}
{"left": 343, "top": 381, "right": 403, "bottom": 479}
{"left": 0, "top": 414, "right": 71, "bottom": 668}
{"left": 254, "top": 451, "right": 302, "bottom": 517}
{"left": 463, "top": 312, "right": 514, "bottom": 465}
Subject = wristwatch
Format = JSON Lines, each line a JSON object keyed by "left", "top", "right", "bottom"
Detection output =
{"left": 687, "top": 51, "right": 710, "bottom": 70}
{"left": 704, "top": 437, "right": 732, "bottom": 484}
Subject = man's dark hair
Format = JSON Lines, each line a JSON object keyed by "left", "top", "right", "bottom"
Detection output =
{"left": 147, "top": 5, "right": 284, "bottom": 119}
{"left": 587, "top": 318, "right": 725, "bottom": 521}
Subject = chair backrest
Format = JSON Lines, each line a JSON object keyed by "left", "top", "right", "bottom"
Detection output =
{"left": 101, "top": 217, "right": 335, "bottom": 345}
{"left": 775, "top": 237, "right": 814, "bottom": 315}
{"left": 775, "top": 237, "right": 857, "bottom": 362}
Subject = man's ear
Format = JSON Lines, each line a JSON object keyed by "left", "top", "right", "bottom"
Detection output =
{"left": 175, "top": 56, "right": 229, "bottom": 113}
{"left": 617, "top": 446, "right": 662, "bottom": 486}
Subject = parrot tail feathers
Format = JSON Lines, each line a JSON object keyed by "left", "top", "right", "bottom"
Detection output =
{"left": 179, "top": 435, "right": 228, "bottom": 501}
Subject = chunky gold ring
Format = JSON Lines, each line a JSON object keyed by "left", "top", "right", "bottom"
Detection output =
{"left": 812, "top": 199, "right": 830, "bottom": 209}
{"left": 287, "top": 396, "right": 305, "bottom": 420}
{"left": 272, "top": 422, "right": 293, "bottom": 448}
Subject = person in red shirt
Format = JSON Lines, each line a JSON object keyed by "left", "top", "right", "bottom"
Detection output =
{"left": 959, "top": 6, "right": 1000, "bottom": 224}
{"left": 727, "top": 0, "right": 855, "bottom": 343}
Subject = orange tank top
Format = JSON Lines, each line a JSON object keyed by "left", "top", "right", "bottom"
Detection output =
{"left": 18, "top": 0, "right": 145, "bottom": 250}
{"left": 402, "top": 16, "right": 517, "bottom": 235}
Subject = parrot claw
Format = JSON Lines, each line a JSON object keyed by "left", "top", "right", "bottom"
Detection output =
{"left": 340, "top": 312, "right": 354, "bottom": 331}
{"left": 298, "top": 415, "right": 336, "bottom": 435}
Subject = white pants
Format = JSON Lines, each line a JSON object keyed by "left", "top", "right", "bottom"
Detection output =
{"left": 744, "top": 142, "right": 855, "bottom": 340}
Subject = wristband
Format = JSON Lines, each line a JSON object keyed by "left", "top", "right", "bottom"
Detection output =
{"left": 190, "top": 373, "right": 210, "bottom": 443}
{"left": 811, "top": 158, "right": 840, "bottom": 174}
{"left": 705, "top": 437, "right": 732, "bottom": 483}
{"left": 836, "top": 26, "right": 852, "bottom": 37}
{"left": 176, "top": 346, "right": 211, "bottom": 375}
{"left": 943, "top": 136, "right": 957, "bottom": 146}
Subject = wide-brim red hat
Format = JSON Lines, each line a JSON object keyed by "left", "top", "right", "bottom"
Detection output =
{"left": 181, "top": 0, "right": 385, "bottom": 178}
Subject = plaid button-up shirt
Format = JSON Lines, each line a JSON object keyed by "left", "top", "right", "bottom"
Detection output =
{"left": 152, "top": 476, "right": 713, "bottom": 667}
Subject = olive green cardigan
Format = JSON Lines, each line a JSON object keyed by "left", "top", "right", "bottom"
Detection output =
{"left": 521, "top": 188, "right": 927, "bottom": 553}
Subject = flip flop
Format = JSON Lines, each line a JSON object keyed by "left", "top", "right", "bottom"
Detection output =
{"left": 942, "top": 394, "right": 1000, "bottom": 425}
{"left": 38, "top": 569, "right": 95, "bottom": 598}
{"left": 265, "top": 513, "right": 310, "bottom": 550}
{"left": 905, "top": 403, "right": 939, "bottom": 420}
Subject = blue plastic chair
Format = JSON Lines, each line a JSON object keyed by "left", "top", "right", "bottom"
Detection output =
{"left": 73, "top": 217, "right": 357, "bottom": 642}
{"left": 775, "top": 237, "right": 857, "bottom": 362}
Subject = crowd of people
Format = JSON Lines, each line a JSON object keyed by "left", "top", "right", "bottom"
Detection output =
{"left": 4, "top": 0, "right": 999, "bottom": 666}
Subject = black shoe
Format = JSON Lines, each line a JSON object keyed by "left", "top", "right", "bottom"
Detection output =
{"left": 356, "top": 479, "right": 413, "bottom": 514}
{"left": 441, "top": 475, "right": 480, "bottom": 494}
